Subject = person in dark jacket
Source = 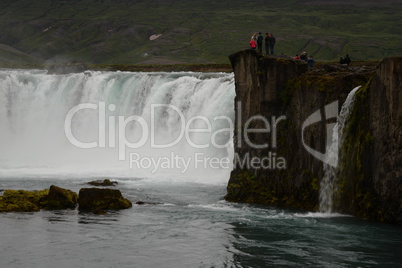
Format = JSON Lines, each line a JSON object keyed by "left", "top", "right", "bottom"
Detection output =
{"left": 257, "top": 32, "right": 263, "bottom": 52}
{"left": 269, "top": 33, "right": 276, "bottom": 54}
{"left": 344, "top": 54, "right": 351, "bottom": 65}
{"left": 307, "top": 55, "right": 315, "bottom": 69}
{"left": 300, "top": 51, "right": 308, "bottom": 62}
{"left": 264, "top": 33, "right": 270, "bottom": 55}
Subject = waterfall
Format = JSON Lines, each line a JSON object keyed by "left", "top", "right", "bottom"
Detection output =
{"left": 319, "top": 86, "right": 361, "bottom": 213}
{"left": 0, "top": 69, "right": 235, "bottom": 183}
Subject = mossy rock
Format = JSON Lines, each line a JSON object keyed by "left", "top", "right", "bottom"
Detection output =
{"left": 0, "top": 189, "right": 49, "bottom": 212}
{"left": 78, "top": 188, "right": 132, "bottom": 212}
{"left": 42, "top": 185, "right": 78, "bottom": 210}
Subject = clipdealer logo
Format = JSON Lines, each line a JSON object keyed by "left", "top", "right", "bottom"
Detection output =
{"left": 301, "top": 101, "right": 339, "bottom": 168}
{"left": 64, "top": 101, "right": 287, "bottom": 172}
{"left": 64, "top": 100, "right": 341, "bottom": 172}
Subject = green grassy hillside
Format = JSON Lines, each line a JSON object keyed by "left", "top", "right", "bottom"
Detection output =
{"left": 0, "top": 0, "right": 401, "bottom": 65}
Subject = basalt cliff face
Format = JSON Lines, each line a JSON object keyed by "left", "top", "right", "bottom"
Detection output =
{"left": 225, "top": 50, "right": 401, "bottom": 223}
{"left": 337, "top": 57, "right": 402, "bottom": 222}
{"left": 372, "top": 58, "right": 402, "bottom": 221}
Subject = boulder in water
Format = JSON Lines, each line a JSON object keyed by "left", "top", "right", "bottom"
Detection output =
{"left": 78, "top": 188, "right": 132, "bottom": 212}
{"left": 42, "top": 185, "right": 78, "bottom": 210}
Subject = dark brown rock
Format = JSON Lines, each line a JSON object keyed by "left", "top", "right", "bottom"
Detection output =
{"left": 78, "top": 188, "right": 132, "bottom": 211}
{"left": 43, "top": 185, "right": 78, "bottom": 210}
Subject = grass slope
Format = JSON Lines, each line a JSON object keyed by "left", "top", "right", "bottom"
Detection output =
{"left": 0, "top": 0, "right": 401, "bottom": 65}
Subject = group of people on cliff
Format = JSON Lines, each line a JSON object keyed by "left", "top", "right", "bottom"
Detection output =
{"left": 249, "top": 32, "right": 276, "bottom": 55}
{"left": 339, "top": 54, "right": 351, "bottom": 65}
{"left": 249, "top": 32, "right": 352, "bottom": 70}
{"left": 294, "top": 52, "right": 351, "bottom": 69}
{"left": 294, "top": 51, "right": 315, "bottom": 69}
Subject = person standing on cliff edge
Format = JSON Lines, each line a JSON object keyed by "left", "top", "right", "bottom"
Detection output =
{"left": 269, "top": 33, "right": 276, "bottom": 54}
{"left": 249, "top": 38, "right": 257, "bottom": 50}
{"left": 307, "top": 55, "right": 315, "bottom": 70}
{"left": 257, "top": 32, "right": 263, "bottom": 52}
{"left": 251, "top": 33, "right": 257, "bottom": 42}
{"left": 264, "top": 33, "right": 270, "bottom": 55}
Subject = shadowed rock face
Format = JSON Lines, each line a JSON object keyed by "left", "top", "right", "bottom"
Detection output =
{"left": 367, "top": 57, "right": 402, "bottom": 222}
{"left": 226, "top": 50, "right": 401, "bottom": 223}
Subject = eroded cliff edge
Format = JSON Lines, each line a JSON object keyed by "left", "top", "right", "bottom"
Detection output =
{"left": 225, "top": 50, "right": 401, "bottom": 223}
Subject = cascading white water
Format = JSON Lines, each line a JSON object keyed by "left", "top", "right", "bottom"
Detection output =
{"left": 319, "top": 86, "right": 361, "bottom": 213}
{"left": 0, "top": 69, "right": 235, "bottom": 183}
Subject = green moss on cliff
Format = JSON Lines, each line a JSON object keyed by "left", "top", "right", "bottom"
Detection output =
{"left": 301, "top": 73, "right": 336, "bottom": 92}
{"left": 282, "top": 72, "right": 337, "bottom": 104}
{"left": 225, "top": 169, "right": 319, "bottom": 211}
{"left": 225, "top": 170, "right": 274, "bottom": 204}
{"left": 274, "top": 58, "right": 292, "bottom": 65}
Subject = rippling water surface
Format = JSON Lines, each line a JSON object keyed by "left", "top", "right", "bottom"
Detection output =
{"left": 1, "top": 177, "right": 401, "bottom": 268}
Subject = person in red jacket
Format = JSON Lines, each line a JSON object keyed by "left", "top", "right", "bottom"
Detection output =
{"left": 249, "top": 38, "right": 257, "bottom": 49}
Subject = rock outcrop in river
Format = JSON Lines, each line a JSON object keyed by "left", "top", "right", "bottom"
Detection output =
{"left": 0, "top": 185, "right": 132, "bottom": 213}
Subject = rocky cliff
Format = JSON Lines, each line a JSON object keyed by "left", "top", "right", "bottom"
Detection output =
{"left": 225, "top": 49, "right": 401, "bottom": 223}
{"left": 369, "top": 58, "right": 402, "bottom": 222}
{"left": 336, "top": 57, "right": 402, "bottom": 222}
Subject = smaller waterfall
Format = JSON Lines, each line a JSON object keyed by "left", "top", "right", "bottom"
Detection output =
{"left": 319, "top": 86, "right": 361, "bottom": 213}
